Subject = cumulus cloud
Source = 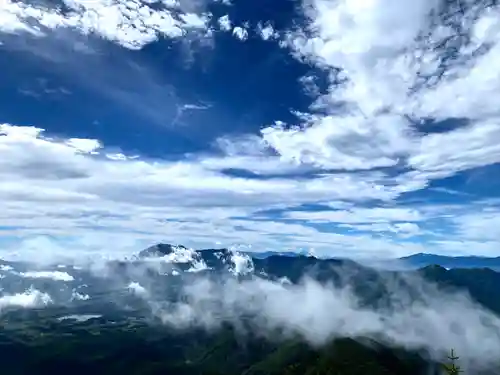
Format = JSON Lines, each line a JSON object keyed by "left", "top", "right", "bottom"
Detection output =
{"left": 71, "top": 290, "right": 90, "bottom": 301}
{"left": 128, "top": 281, "right": 149, "bottom": 297}
{"left": 0, "top": 0, "right": 211, "bottom": 49}
{"left": 217, "top": 15, "right": 232, "bottom": 32}
{"left": 261, "top": 0, "right": 500, "bottom": 182}
{"left": 339, "top": 222, "right": 421, "bottom": 238}
{"left": 232, "top": 26, "right": 248, "bottom": 41}
{"left": 256, "top": 22, "right": 277, "bottom": 41}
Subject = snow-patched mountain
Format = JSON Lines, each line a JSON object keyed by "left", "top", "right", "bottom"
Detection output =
{"left": 138, "top": 243, "right": 255, "bottom": 275}
{"left": 137, "top": 243, "right": 361, "bottom": 282}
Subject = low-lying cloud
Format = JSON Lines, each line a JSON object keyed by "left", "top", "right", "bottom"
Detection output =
{"left": 0, "top": 288, "right": 53, "bottom": 311}
{"left": 78, "top": 249, "right": 500, "bottom": 370}
{"left": 1, "top": 248, "right": 500, "bottom": 372}
{"left": 19, "top": 270, "right": 75, "bottom": 282}
{"left": 127, "top": 272, "right": 500, "bottom": 371}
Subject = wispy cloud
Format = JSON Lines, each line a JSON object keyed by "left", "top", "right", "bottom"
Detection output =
{"left": 172, "top": 102, "right": 212, "bottom": 125}
{"left": 0, "top": 0, "right": 216, "bottom": 128}
{"left": 17, "top": 77, "right": 71, "bottom": 99}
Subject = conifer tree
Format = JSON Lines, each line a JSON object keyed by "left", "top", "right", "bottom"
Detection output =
{"left": 442, "top": 349, "right": 463, "bottom": 375}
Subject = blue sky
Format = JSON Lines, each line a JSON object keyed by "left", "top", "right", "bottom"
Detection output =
{"left": 0, "top": 0, "right": 500, "bottom": 260}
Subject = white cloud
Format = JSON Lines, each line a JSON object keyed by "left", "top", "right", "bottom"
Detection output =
{"left": 71, "top": 290, "right": 90, "bottom": 301}
{"left": 285, "top": 207, "right": 422, "bottom": 224}
{"left": 232, "top": 26, "right": 248, "bottom": 41}
{"left": 339, "top": 222, "right": 421, "bottom": 238}
{"left": 256, "top": 22, "right": 277, "bottom": 41}
{"left": 260, "top": 114, "right": 414, "bottom": 171}
{"left": 0, "top": 288, "right": 53, "bottom": 311}
{"left": 187, "top": 0, "right": 500, "bottom": 257}
{"left": 0, "top": 2, "right": 217, "bottom": 129}
{"left": 0, "top": 122, "right": 427, "bottom": 260}
{"left": 58, "top": 314, "right": 101, "bottom": 321}
{"left": 128, "top": 281, "right": 149, "bottom": 297}
{"left": 125, "top": 270, "right": 500, "bottom": 370}
{"left": 19, "top": 270, "right": 75, "bottom": 282}
{"left": 217, "top": 15, "right": 232, "bottom": 32}
{"left": 451, "top": 208, "right": 500, "bottom": 242}
{"left": 259, "top": 0, "right": 500, "bottom": 186}
{"left": 409, "top": 119, "right": 500, "bottom": 177}
{"left": 2, "top": 120, "right": 500, "bottom": 259}
{"left": 298, "top": 75, "right": 320, "bottom": 97}
{"left": 0, "top": 0, "right": 211, "bottom": 49}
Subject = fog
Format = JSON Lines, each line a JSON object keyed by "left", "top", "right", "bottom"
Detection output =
{"left": 125, "top": 270, "right": 500, "bottom": 371}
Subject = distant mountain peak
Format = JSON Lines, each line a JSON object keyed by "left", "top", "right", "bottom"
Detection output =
{"left": 397, "top": 252, "right": 500, "bottom": 271}
{"left": 139, "top": 243, "right": 187, "bottom": 258}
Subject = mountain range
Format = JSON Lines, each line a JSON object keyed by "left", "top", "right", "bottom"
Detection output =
{"left": 141, "top": 243, "right": 500, "bottom": 270}
{"left": 396, "top": 253, "right": 500, "bottom": 270}
{"left": 1, "top": 243, "right": 500, "bottom": 374}
{"left": 137, "top": 243, "right": 500, "bottom": 315}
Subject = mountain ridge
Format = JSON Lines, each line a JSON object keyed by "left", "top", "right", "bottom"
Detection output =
{"left": 139, "top": 243, "right": 500, "bottom": 270}
{"left": 397, "top": 252, "right": 500, "bottom": 270}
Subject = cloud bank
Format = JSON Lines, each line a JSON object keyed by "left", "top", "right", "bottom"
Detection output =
{"left": 140, "top": 275, "right": 500, "bottom": 370}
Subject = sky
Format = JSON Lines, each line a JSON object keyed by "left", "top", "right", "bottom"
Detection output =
{"left": 0, "top": 0, "right": 500, "bottom": 260}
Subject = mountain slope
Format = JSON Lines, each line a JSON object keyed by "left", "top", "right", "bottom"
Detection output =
{"left": 0, "top": 316, "right": 441, "bottom": 375}
{"left": 398, "top": 253, "right": 500, "bottom": 270}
